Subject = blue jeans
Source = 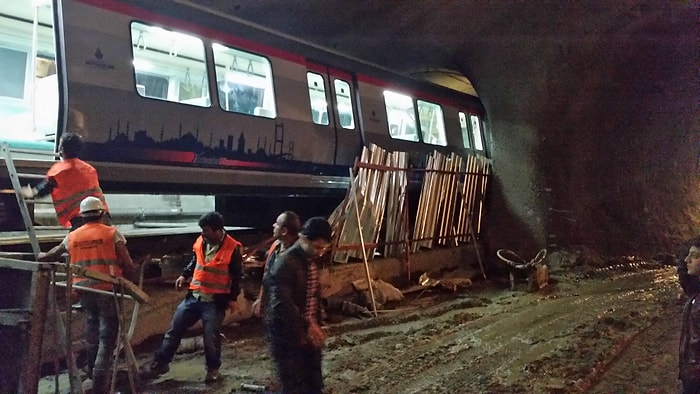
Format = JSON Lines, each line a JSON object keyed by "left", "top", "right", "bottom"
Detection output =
{"left": 154, "top": 293, "right": 226, "bottom": 370}
{"left": 80, "top": 292, "right": 119, "bottom": 380}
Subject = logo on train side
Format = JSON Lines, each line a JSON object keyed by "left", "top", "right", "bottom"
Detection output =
{"left": 85, "top": 48, "right": 115, "bottom": 71}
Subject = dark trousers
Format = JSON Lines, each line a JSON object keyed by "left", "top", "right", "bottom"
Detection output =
{"left": 154, "top": 293, "right": 226, "bottom": 370}
{"left": 80, "top": 292, "right": 119, "bottom": 392}
{"left": 269, "top": 335, "right": 322, "bottom": 394}
{"left": 682, "top": 377, "right": 700, "bottom": 394}
{"left": 680, "top": 364, "right": 700, "bottom": 394}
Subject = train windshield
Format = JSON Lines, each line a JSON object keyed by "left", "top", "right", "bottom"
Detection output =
{"left": 0, "top": 0, "right": 57, "bottom": 150}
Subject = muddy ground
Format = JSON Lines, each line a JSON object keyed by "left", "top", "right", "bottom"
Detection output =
{"left": 39, "top": 250, "right": 684, "bottom": 393}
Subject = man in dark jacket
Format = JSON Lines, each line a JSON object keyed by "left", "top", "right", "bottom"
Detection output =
{"left": 142, "top": 211, "right": 242, "bottom": 383}
{"left": 679, "top": 236, "right": 700, "bottom": 393}
{"left": 252, "top": 210, "right": 301, "bottom": 317}
{"left": 679, "top": 237, "right": 700, "bottom": 296}
{"left": 263, "top": 216, "right": 332, "bottom": 394}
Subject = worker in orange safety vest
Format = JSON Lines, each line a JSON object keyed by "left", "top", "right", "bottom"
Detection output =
{"left": 22, "top": 132, "right": 109, "bottom": 230}
{"left": 39, "top": 196, "right": 136, "bottom": 393}
{"left": 142, "top": 211, "right": 243, "bottom": 384}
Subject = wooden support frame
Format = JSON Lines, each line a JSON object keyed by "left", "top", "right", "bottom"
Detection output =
{"left": 329, "top": 147, "right": 491, "bottom": 282}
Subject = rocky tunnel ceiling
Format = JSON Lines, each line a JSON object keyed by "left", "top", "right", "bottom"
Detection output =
{"left": 177, "top": 0, "right": 698, "bottom": 257}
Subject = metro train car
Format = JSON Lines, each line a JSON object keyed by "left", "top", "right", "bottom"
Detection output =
{"left": 0, "top": 0, "right": 489, "bottom": 228}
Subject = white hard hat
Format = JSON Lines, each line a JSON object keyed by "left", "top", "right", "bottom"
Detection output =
{"left": 79, "top": 196, "right": 105, "bottom": 216}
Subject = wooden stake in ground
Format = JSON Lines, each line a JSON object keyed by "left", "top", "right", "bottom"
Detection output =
{"left": 349, "top": 167, "right": 378, "bottom": 317}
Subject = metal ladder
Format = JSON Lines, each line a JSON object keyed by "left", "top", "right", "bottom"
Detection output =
{"left": 0, "top": 142, "right": 88, "bottom": 393}
{"left": 2, "top": 142, "right": 145, "bottom": 393}
{"left": 0, "top": 142, "right": 61, "bottom": 257}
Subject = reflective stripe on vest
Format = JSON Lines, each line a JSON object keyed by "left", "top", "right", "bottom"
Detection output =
{"left": 68, "top": 222, "right": 121, "bottom": 291}
{"left": 189, "top": 234, "right": 241, "bottom": 294}
{"left": 47, "top": 158, "right": 108, "bottom": 227}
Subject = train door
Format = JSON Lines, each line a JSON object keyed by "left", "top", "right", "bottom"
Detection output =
{"left": 305, "top": 62, "right": 362, "bottom": 166}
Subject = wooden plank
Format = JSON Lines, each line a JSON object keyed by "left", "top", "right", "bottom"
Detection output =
{"left": 55, "top": 265, "right": 149, "bottom": 304}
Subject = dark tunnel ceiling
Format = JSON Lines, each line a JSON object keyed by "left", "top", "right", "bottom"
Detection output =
{"left": 176, "top": 0, "right": 685, "bottom": 96}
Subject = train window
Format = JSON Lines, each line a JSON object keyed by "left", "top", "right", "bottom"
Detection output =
{"left": 0, "top": 47, "right": 27, "bottom": 99}
{"left": 130, "top": 22, "right": 210, "bottom": 107}
{"left": 213, "top": 44, "right": 276, "bottom": 118}
{"left": 417, "top": 100, "right": 446, "bottom": 146}
{"left": 307, "top": 72, "right": 328, "bottom": 125}
{"left": 0, "top": 2, "right": 58, "bottom": 143}
{"left": 334, "top": 79, "right": 355, "bottom": 129}
{"left": 458, "top": 112, "right": 472, "bottom": 149}
{"left": 384, "top": 90, "right": 418, "bottom": 142}
{"left": 470, "top": 114, "right": 484, "bottom": 151}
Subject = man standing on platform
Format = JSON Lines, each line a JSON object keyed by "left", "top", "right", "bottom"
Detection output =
{"left": 22, "top": 132, "right": 110, "bottom": 230}
{"left": 142, "top": 211, "right": 243, "bottom": 384}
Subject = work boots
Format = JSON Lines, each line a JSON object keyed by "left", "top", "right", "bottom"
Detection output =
{"left": 204, "top": 368, "right": 220, "bottom": 383}
{"left": 140, "top": 360, "right": 170, "bottom": 379}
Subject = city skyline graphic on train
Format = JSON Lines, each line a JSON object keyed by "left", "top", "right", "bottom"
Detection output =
{"left": 83, "top": 119, "right": 342, "bottom": 175}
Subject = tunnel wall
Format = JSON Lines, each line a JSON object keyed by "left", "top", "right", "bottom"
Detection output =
{"left": 471, "top": 5, "right": 699, "bottom": 258}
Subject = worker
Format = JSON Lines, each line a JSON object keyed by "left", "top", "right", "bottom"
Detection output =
{"left": 678, "top": 237, "right": 700, "bottom": 296}
{"left": 142, "top": 211, "right": 243, "bottom": 384}
{"left": 39, "top": 196, "right": 136, "bottom": 393}
{"left": 263, "top": 216, "right": 333, "bottom": 394}
{"left": 252, "top": 210, "right": 301, "bottom": 318}
{"left": 678, "top": 236, "right": 700, "bottom": 393}
{"left": 22, "top": 132, "right": 110, "bottom": 230}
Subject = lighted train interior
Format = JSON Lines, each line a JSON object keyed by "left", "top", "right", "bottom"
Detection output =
{"left": 0, "top": 1, "right": 58, "bottom": 148}
{"left": 0, "top": 2, "right": 217, "bottom": 228}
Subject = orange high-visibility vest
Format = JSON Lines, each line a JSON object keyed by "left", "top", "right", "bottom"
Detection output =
{"left": 189, "top": 234, "right": 241, "bottom": 294}
{"left": 256, "top": 239, "right": 283, "bottom": 310}
{"left": 68, "top": 222, "right": 122, "bottom": 291}
{"left": 47, "top": 158, "right": 108, "bottom": 227}
{"left": 264, "top": 240, "right": 281, "bottom": 273}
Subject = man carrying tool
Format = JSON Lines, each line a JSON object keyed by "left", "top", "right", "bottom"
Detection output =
{"left": 22, "top": 132, "right": 110, "bottom": 230}
{"left": 263, "top": 217, "right": 333, "bottom": 394}
{"left": 142, "top": 211, "right": 243, "bottom": 383}
{"left": 252, "top": 210, "right": 301, "bottom": 318}
{"left": 39, "top": 196, "right": 136, "bottom": 393}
